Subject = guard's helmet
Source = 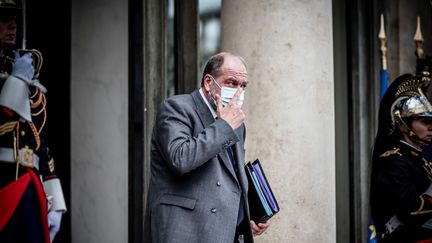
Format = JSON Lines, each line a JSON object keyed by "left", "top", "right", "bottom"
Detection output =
{"left": 0, "top": 0, "right": 20, "bottom": 23}
{"left": 0, "top": 0, "right": 19, "bottom": 10}
{"left": 390, "top": 71, "right": 432, "bottom": 143}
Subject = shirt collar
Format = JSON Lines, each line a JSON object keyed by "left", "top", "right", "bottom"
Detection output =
{"left": 399, "top": 140, "right": 422, "bottom": 152}
{"left": 199, "top": 88, "right": 217, "bottom": 118}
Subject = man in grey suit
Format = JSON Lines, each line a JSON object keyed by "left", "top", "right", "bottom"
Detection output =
{"left": 144, "top": 52, "right": 270, "bottom": 243}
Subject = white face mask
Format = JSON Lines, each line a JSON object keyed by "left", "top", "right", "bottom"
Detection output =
{"left": 211, "top": 76, "right": 245, "bottom": 107}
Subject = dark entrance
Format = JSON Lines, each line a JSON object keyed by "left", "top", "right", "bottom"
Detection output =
{"left": 26, "top": 1, "right": 71, "bottom": 242}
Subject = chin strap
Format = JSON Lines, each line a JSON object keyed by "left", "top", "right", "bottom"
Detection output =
{"left": 408, "top": 130, "right": 432, "bottom": 146}
{"left": 396, "top": 115, "right": 432, "bottom": 146}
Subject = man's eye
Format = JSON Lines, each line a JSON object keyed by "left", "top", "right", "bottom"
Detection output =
{"left": 226, "top": 81, "right": 236, "bottom": 87}
{"left": 420, "top": 118, "right": 432, "bottom": 125}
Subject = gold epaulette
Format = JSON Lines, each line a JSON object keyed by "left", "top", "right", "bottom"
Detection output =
{"left": 0, "top": 121, "right": 18, "bottom": 136}
{"left": 380, "top": 147, "right": 402, "bottom": 157}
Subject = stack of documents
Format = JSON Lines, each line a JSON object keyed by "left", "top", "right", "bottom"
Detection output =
{"left": 245, "top": 158, "right": 280, "bottom": 223}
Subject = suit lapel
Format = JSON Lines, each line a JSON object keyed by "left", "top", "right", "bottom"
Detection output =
{"left": 233, "top": 127, "right": 248, "bottom": 192}
{"left": 190, "top": 90, "right": 238, "bottom": 181}
{"left": 191, "top": 90, "right": 214, "bottom": 127}
{"left": 218, "top": 150, "right": 238, "bottom": 183}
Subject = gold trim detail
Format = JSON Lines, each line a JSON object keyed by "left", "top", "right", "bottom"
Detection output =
{"left": 18, "top": 145, "right": 33, "bottom": 168}
{"left": 28, "top": 122, "right": 41, "bottom": 150}
{"left": 0, "top": 121, "right": 18, "bottom": 136}
{"left": 48, "top": 158, "right": 55, "bottom": 173}
{"left": 380, "top": 148, "right": 402, "bottom": 157}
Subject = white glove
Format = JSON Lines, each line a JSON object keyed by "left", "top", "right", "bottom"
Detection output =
{"left": 48, "top": 211, "right": 62, "bottom": 242}
{"left": 11, "top": 51, "right": 34, "bottom": 82}
{"left": 425, "top": 183, "right": 432, "bottom": 196}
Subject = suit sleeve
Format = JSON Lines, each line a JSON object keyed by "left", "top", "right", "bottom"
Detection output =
{"left": 155, "top": 98, "right": 240, "bottom": 175}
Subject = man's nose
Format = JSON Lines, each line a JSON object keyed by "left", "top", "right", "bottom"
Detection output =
{"left": 7, "top": 20, "right": 17, "bottom": 30}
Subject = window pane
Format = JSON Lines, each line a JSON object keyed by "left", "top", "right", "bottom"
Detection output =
{"left": 199, "top": 0, "right": 221, "bottom": 83}
{"left": 166, "top": 0, "right": 175, "bottom": 97}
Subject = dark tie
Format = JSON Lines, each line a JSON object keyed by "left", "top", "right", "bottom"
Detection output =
{"left": 226, "top": 146, "right": 238, "bottom": 174}
{"left": 226, "top": 146, "right": 245, "bottom": 226}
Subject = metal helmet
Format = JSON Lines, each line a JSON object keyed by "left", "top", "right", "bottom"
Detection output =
{"left": 0, "top": 0, "right": 19, "bottom": 9}
{"left": 390, "top": 71, "right": 432, "bottom": 141}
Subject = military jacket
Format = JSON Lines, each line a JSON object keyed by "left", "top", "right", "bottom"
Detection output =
{"left": 0, "top": 53, "right": 66, "bottom": 212}
{"left": 371, "top": 141, "right": 432, "bottom": 242}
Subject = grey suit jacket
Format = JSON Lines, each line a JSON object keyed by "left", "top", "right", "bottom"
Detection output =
{"left": 144, "top": 89, "right": 253, "bottom": 243}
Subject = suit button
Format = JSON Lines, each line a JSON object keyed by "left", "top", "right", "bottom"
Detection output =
{"left": 216, "top": 181, "right": 221, "bottom": 186}
{"left": 211, "top": 208, "right": 217, "bottom": 213}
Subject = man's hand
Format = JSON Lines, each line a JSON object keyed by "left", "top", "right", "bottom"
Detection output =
{"left": 217, "top": 88, "right": 245, "bottom": 129}
{"left": 250, "top": 219, "right": 270, "bottom": 237}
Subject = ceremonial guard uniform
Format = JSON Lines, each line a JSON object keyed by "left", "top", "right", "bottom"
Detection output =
{"left": 371, "top": 73, "right": 432, "bottom": 243}
{"left": 373, "top": 142, "right": 432, "bottom": 242}
{"left": 0, "top": 1, "right": 66, "bottom": 242}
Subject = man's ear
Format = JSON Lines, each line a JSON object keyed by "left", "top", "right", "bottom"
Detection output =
{"left": 397, "top": 123, "right": 410, "bottom": 134}
{"left": 203, "top": 74, "right": 212, "bottom": 93}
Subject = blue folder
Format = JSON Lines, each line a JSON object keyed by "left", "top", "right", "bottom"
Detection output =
{"left": 247, "top": 166, "right": 273, "bottom": 216}
{"left": 245, "top": 158, "right": 280, "bottom": 223}
{"left": 252, "top": 161, "right": 279, "bottom": 212}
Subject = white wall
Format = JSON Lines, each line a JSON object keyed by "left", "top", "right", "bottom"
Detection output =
{"left": 71, "top": 0, "right": 128, "bottom": 242}
{"left": 221, "top": 0, "right": 336, "bottom": 242}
